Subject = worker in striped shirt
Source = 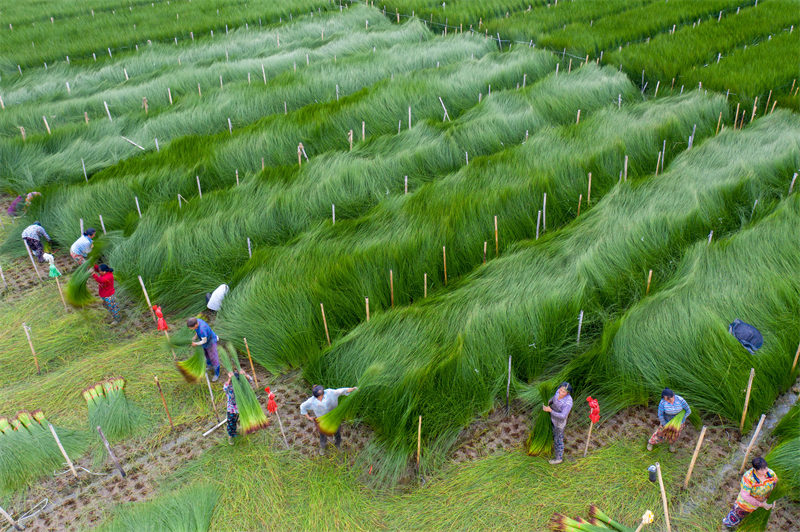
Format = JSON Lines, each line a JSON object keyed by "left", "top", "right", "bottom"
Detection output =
{"left": 21, "top": 222, "right": 51, "bottom": 263}
{"left": 647, "top": 388, "right": 691, "bottom": 452}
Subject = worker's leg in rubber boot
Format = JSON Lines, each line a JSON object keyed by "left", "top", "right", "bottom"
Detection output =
{"left": 549, "top": 426, "right": 564, "bottom": 465}
{"left": 647, "top": 425, "right": 665, "bottom": 451}
{"left": 227, "top": 412, "right": 238, "bottom": 445}
{"left": 334, "top": 428, "right": 342, "bottom": 450}
{"left": 319, "top": 431, "right": 328, "bottom": 455}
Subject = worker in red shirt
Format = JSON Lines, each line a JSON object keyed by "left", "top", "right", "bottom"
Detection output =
{"left": 92, "top": 264, "right": 121, "bottom": 322}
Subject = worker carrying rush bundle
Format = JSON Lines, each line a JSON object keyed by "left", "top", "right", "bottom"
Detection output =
{"left": 187, "top": 317, "right": 220, "bottom": 382}
{"left": 723, "top": 456, "right": 777, "bottom": 528}
{"left": 542, "top": 381, "right": 573, "bottom": 465}
{"left": 70, "top": 228, "right": 95, "bottom": 264}
{"left": 300, "top": 385, "right": 357, "bottom": 455}
{"left": 92, "top": 264, "right": 120, "bottom": 322}
{"left": 647, "top": 388, "right": 691, "bottom": 452}
{"left": 20, "top": 221, "right": 51, "bottom": 263}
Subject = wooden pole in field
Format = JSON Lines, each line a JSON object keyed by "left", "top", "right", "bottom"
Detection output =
{"left": 424, "top": 273, "right": 427, "bottom": 298}
{"left": 577, "top": 194, "right": 582, "bottom": 217}
{"left": 764, "top": 90, "right": 772, "bottom": 116}
{"left": 587, "top": 172, "right": 592, "bottom": 204}
{"left": 623, "top": 155, "right": 628, "bottom": 181}
{"left": 0, "top": 265, "right": 7, "bottom": 291}
{"left": 716, "top": 112, "right": 722, "bottom": 135}
{"left": 646, "top": 269, "right": 653, "bottom": 295}
{"left": 99, "top": 214, "right": 107, "bottom": 234}
{"left": 97, "top": 426, "right": 126, "bottom": 478}
{"left": 196, "top": 176, "right": 202, "bottom": 198}
{"left": 494, "top": 215, "right": 499, "bottom": 255}
{"left": 362, "top": 121, "right": 366, "bottom": 140}
{"left": 154, "top": 376, "right": 174, "bottom": 430}
{"left": 577, "top": 310, "right": 584, "bottom": 344}
{"left": 506, "top": 355, "right": 512, "bottom": 415}
{"left": 442, "top": 246, "right": 447, "bottom": 285}
{"left": 389, "top": 270, "right": 394, "bottom": 307}
{"left": 655, "top": 462, "right": 671, "bottom": 531}
{"left": 19, "top": 126, "right": 25, "bottom": 141}
{"left": 55, "top": 277, "right": 68, "bottom": 311}
{"left": 320, "top": 305, "right": 331, "bottom": 346}
{"left": 23, "top": 241, "right": 43, "bottom": 280}
{"left": 23, "top": 323, "right": 40, "bottom": 374}
{"left": 243, "top": 338, "right": 258, "bottom": 386}
{"left": 576, "top": 109, "right": 580, "bottom": 124}
{"left": 348, "top": 129, "right": 353, "bottom": 151}
{"left": 167, "top": 88, "right": 173, "bottom": 105}
{"left": 582, "top": 421, "right": 595, "bottom": 457}
{"left": 134, "top": 196, "right": 142, "bottom": 218}
{"left": 365, "top": 297, "right": 370, "bottom": 321}
{"left": 104, "top": 101, "right": 112, "bottom": 121}
{"left": 683, "top": 425, "right": 707, "bottom": 489}
{"left": 750, "top": 97, "right": 758, "bottom": 123}
{"left": 137, "top": 275, "right": 158, "bottom": 324}
{"left": 733, "top": 103, "right": 740, "bottom": 130}
{"left": 483, "top": 241, "right": 487, "bottom": 264}
{"left": 42, "top": 115, "right": 51, "bottom": 135}
{"left": 542, "top": 193, "right": 547, "bottom": 232}
{"left": 740, "top": 368, "right": 755, "bottom": 432}
{"left": 792, "top": 341, "right": 800, "bottom": 373}
{"left": 536, "top": 210, "right": 541, "bottom": 239}
{"left": 0, "top": 505, "right": 24, "bottom": 531}
{"left": 48, "top": 423, "right": 78, "bottom": 478}
{"left": 655, "top": 151, "right": 661, "bottom": 177}
{"left": 417, "top": 415, "right": 422, "bottom": 469}
{"left": 204, "top": 373, "right": 221, "bottom": 423}
{"left": 739, "top": 414, "right": 766, "bottom": 474}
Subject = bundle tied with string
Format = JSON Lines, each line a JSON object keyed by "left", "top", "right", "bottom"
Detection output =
{"left": 64, "top": 235, "right": 111, "bottom": 307}
{"left": 662, "top": 409, "right": 685, "bottom": 443}
{"left": 526, "top": 380, "right": 557, "bottom": 456}
{"left": 170, "top": 328, "right": 205, "bottom": 383}
{"left": 0, "top": 410, "right": 86, "bottom": 493}
{"left": 219, "top": 342, "right": 268, "bottom": 434}
{"left": 82, "top": 377, "right": 140, "bottom": 441}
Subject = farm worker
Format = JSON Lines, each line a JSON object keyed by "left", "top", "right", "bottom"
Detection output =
{"left": 300, "top": 384, "right": 357, "bottom": 455}
{"left": 722, "top": 456, "right": 777, "bottom": 528}
{"left": 223, "top": 369, "right": 253, "bottom": 445}
{"left": 21, "top": 221, "right": 51, "bottom": 263}
{"left": 647, "top": 388, "right": 691, "bottom": 452}
{"left": 70, "top": 228, "right": 96, "bottom": 264}
{"left": 542, "top": 381, "right": 573, "bottom": 465}
{"left": 92, "top": 264, "right": 120, "bottom": 322}
{"left": 206, "top": 283, "right": 229, "bottom": 313}
{"left": 187, "top": 317, "right": 220, "bottom": 382}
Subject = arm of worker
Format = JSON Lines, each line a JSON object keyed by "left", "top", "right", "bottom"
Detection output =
{"left": 300, "top": 397, "right": 316, "bottom": 421}
{"left": 678, "top": 396, "right": 691, "bottom": 423}
{"left": 657, "top": 400, "right": 667, "bottom": 426}
{"left": 192, "top": 336, "right": 208, "bottom": 347}
{"left": 39, "top": 227, "right": 51, "bottom": 242}
{"left": 333, "top": 387, "right": 357, "bottom": 397}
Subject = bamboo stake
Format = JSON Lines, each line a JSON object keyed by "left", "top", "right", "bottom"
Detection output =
{"left": 494, "top": 215, "right": 499, "bottom": 255}
{"left": 99, "top": 214, "right": 107, "bottom": 234}
{"left": 542, "top": 193, "right": 547, "bottom": 232}
{"left": 196, "top": 176, "right": 202, "bottom": 198}
{"left": 733, "top": 103, "right": 740, "bottom": 129}
{"left": 655, "top": 151, "right": 661, "bottom": 177}
{"left": 655, "top": 462, "right": 671, "bottom": 531}
{"left": 646, "top": 269, "right": 653, "bottom": 295}
{"left": 19, "top": 126, "right": 25, "bottom": 141}
{"left": 55, "top": 277, "right": 67, "bottom": 311}
{"left": 763, "top": 90, "right": 772, "bottom": 116}
{"left": 683, "top": 426, "right": 707, "bottom": 489}
{"left": 97, "top": 426, "right": 126, "bottom": 477}
{"left": 49, "top": 423, "right": 77, "bottom": 477}
{"left": 582, "top": 421, "right": 594, "bottom": 457}
{"left": 740, "top": 414, "right": 766, "bottom": 474}
{"left": 204, "top": 373, "right": 220, "bottom": 423}
{"left": 167, "top": 87, "right": 173, "bottom": 104}
{"left": 348, "top": 129, "right": 353, "bottom": 150}
{"left": 104, "top": 101, "right": 112, "bottom": 121}
{"left": 624, "top": 155, "right": 628, "bottom": 181}
{"left": 82, "top": 158, "right": 88, "bottom": 181}
{"left": 536, "top": 210, "right": 541, "bottom": 239}
{"left": 42, "top": 115, "right": 51, "bottom": 135}
{"left": 416, "top": 415, "right": 422, "bottom": 468}
{"left": 740, "top": 368, "right": 755, "bottom": 432}
{"left": 577, "top": 194, "right": 582, "bottom": 217}
{"left": 320, "top": 304, "right": 331, "bottom": 345}
{"left": 389, "top": 270, "right": 394, "bottom": 307}
{"left": 203, "top": 418, "right": 227, "bottom": 436}
{"left": 154, "top": 376, "right": 174, "bottom": 429}
{"left": 0, "top": 265, "right": 7, "bottom": 291}
{"left": 0, "top": 506, "right": 24, "bottom": 531}
{"left": 243, "top": 338, "right": 258, "bottom": 387}
{"left": 23, "top": 323, "right": 40, "bottom": 374}
{"left": 483, "top": 241, "right": 487, "bottom": 264}
{"left": 750, "top": 97, "right": 758, "bottom": 123}
{"left": 577, "top": 310, "right": 584, "bottom": 344}
{"left": 137, "top": 275, "right": 158, "bottom": 324}
{"left": 770, "top": 101, "right": 777, "bottom": 114}
{"left": 506, "top": 355, "right": 512, "bottom": 415}
{"left": 576, "top": 109, "right": 581, "bottom": 124}
{"left": 23, "top": 241, "right": 43, "bottom": 280}
{"left": 715, "top": 111, "right": 722, "bottom": 135}
{"left": 365, "top": 297, "right": 370, "bottom": 321}
{"left": 587, "top": 172, "right": 592, "bottom": 204}
{"left": 792, "top": 341, "right": 800, "bottom": 373}
{"left": 442, "top": 246, "right": 447, "bottom": 285}
{"left": 134, "top": 196, "right": 142, "bottom": 217}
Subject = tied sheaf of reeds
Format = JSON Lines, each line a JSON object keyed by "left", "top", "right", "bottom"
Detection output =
{"left": 170, "top": 327, "right": 206, "bottom": 383}
{"left": 218, "top": 342, "right": 269, "bottom": 434}
{"left": 300, "top": 111, "right": 800, "bottom": 480}
{"left": 550, "top": 505, "right": 635, "bottom": 531}
{"left": 0, "top": 410, "right": 87, "bottom": 494}
{"left": 82, "top": 377, "right": 140, "bottom": 441}
{"left": 96, "top": 482, "right": 219, "bottom": 532}
{"left": 63, "top": 233, "right": 114, "bottom": 307}
{"left": 662, "top": 410, "right": 685, "bottom": 443}
{"left": 763, "top": 401, "right": 800, "bottom": 505}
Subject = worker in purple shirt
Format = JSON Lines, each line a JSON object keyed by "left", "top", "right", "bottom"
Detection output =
{"left": 542, "top": 381, "right": 573, "bottom": 465}
{"left": 187, "top": 317, "right": 220, "bottom": 382}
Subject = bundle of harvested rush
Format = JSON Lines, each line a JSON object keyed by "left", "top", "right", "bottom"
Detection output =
{"left": 550, "top": 513, "right": 628, "bottom": 532}
{"left": 662, "top": 410, "right": 685, "bottom": 443}
{"left": 82, "top": 378, "right": 140, "bottom": 441}
{"left": 0, "top": 410, "right": 86, "bottom": 493}
{"left": 589, "top": 505, "right": 636, "bottom": 531}
{"left": 527, "top": 381, "right": 557, "bottom": 456}
{"left": 316, "top": 394, "right": 355, "bottom": 437}
{"left": 219, "top": 343, "right": 268, "bottom": 434}
{"left": 64, "top": 236, "right": 111, "bottom": 307}
{"left": 176, "top": 349, "right": 206, "bottom": 384}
